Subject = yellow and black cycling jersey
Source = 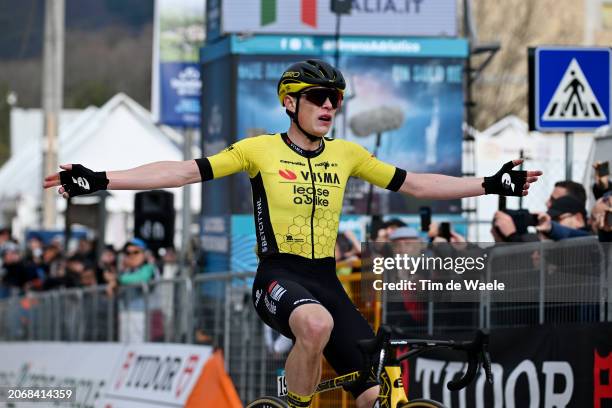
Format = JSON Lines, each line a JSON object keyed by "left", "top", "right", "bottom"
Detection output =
{"left": 195, "top": 133, "right": 406, "bottom": 259}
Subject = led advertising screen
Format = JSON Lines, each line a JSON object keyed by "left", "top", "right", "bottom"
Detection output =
{"left": 232, "top": 54, "right": 464, "bottom": 215}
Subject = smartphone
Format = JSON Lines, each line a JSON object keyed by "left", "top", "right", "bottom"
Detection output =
{"left": 597, "top": 161, "right": 610, "bottom": 177}
{"left": 606, "top": 209, "right": 612, "bottom": 228}
{"left": 419, "top": 206, "right": 431, "bottom": 232}
{"left": 438, "top": 222, "right": 451, "bottom": 241}
{"left": 527, "top": 213, "right": 539, "bottom": 227}
{"left": 503, "top": 209, "right": 532, "bottom": 234}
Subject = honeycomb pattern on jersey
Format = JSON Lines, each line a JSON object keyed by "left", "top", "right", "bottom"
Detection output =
{"left": 275, "top": 208, "right": 339, "bottom": 258}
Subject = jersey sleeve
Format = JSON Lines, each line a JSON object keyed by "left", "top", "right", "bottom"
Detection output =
{"left": 195, "top": 138, "right": 255, "bottom": 181}
{"left": 349, "top": 142, "right": 406, "bottom": 191}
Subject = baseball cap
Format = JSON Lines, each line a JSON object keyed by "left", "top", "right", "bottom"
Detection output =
{"left": 547, "top": 195, "right": 585, "bottom": 219}
{"left": 123, "top": 238, "right": 147, "bottom": 252}
{"left": 0, "top": 241, "right": 20, "bottom": 257}
{"left": 389, "top": 227, "right": 420, "bottom": 241}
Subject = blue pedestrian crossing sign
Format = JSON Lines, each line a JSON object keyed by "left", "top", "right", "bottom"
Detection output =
{"left": 530, "top": 47, "right": 611, "bottom": 132}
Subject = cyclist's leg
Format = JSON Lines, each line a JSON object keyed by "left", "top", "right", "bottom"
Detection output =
{"left": 252, "top": 263, "right": 332, "bottom": 406}
{"left": 286, "top": 303, "right": 333, "bottom": 394}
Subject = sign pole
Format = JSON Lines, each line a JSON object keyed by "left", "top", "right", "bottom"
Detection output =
{"left": 181, "top": 127, "right": 193, "bottom": 274}
{"left": 565, "top": 131, "right": 573, "bottom": 180}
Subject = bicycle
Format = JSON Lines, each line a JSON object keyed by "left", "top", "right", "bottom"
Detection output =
{"left": 246, "top": 325, "right": 493, "bottom": 408}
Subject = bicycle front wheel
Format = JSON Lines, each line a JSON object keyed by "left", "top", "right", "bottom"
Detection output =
{"left": 246, "top": 396, "right": 288, "bottom": 408}
{"left": 400, "top": 399, "right": 447, "bottom": 408}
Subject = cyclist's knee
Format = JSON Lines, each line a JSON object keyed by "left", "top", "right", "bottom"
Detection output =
{"left": 289, "top": 304, "right": 333, "bottom": 352}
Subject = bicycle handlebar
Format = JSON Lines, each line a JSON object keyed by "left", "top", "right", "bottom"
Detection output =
{"left": 446, "top": 330, "right": 492, "bottom": 391}
{"left": 358, "top": 326, "right": 493, "bottom": 392}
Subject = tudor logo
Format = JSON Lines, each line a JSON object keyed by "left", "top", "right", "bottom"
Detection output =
{"left": 279, "top": 169, "right": 297, "bottom": 180}
{"left": 175, "top": 354, "right": 199, "bottom": 398}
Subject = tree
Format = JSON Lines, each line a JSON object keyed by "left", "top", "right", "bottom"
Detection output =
{"left": 470, "top": 0, "right": 584, "bottom": 129}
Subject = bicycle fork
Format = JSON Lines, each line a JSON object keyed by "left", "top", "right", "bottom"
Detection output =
{"left": 375, "top": 364, "right": 409, "bottom": 408}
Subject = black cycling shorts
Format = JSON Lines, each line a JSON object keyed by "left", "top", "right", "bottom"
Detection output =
{"left": 252, "top": 254, "right": 377, "bottom": 399}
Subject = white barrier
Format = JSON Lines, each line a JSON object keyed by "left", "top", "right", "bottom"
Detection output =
{"left": 0, "top": 342, "right": 224, "bottom": 408}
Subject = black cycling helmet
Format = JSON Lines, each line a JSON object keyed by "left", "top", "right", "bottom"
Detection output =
{"left": 277, "top": 59, "right": 346, "bottom": 105}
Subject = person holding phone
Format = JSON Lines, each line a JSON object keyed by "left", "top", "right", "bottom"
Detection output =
{"left": 535, "top": 195, "right": 591, "bottom": 241}
{"left": 591, "top": 192, "right": 612, "bottom": 242}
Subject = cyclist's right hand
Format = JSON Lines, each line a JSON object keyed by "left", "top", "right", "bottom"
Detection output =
{"left": 43, "top": 164, "right": 109, "bottom": 198}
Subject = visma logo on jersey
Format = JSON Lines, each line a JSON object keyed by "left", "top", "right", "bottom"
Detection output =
{"left": 278, "top": 169, "right": 340, "bottom": 185}
{"left": 301, "top": 170, "right": 340, "bottom": 185}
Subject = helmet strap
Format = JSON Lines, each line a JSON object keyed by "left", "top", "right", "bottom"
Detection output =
{"left": 286, "top": 94, "right": 320, "bottom": 142}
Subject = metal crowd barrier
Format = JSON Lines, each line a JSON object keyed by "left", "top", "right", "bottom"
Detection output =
{"left": 0, "top": 237, "right": 610, "bottom": 406}
{"left": 382, "top": 236, "right": 611, "bottom": 336}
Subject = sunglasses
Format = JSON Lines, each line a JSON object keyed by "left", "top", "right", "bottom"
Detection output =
{"left": 301, "top": 88, "right": 343, "bottom": 109}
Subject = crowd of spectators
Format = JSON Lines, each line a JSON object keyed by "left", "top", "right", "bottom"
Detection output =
{"left": 492, "top": 161, "right": 612, "bottom": 243}
{"left": 0, "top": 231, "right": 175, "bottom": 299}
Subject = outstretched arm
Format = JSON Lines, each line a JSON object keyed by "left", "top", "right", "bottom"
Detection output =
{"left": 399, "top": 159, "right": 542, "bottom": 200}
{"left": 106, "top": 161, "right": 201, "bottom": 190}
{"left": 400, "top": 173, "right": 484, "bottom": 199}
{"left": 43, "top": 160, "right": 202, "bottom": 198}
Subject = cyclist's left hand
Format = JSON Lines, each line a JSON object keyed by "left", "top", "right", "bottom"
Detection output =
{"left": 484, "top": 159, "right": 542, "bottom": 196}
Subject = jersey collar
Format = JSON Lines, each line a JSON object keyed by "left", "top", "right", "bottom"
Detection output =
{"left": 281, "top": 133, "right": 325, "bottom": 158}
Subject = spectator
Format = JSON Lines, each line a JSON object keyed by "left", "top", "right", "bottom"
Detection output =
{"left": 387, "top": 227, "right": 426, "bottom": 329}
{"left": 335, "top": 229, "right": 361, "bottom": 275}
{"left": 0, "top": 227, "right": 12, "bottom": 248}
{"left": 375, "top": 218, "right": 406, "bottom": 242}
{"left": 24, "top": 235, "right": 44, "bottom": 266}
{"left": 592, "top": 162, "right": 611, "bottom": 200}
{"left": 536, "top": 195, "right": 591, "bottom": 240}
{"left": 591, "top": 193, "right": 612, "bottom": 242}
{"left": 80, "top": 263, "right": 98, "bottom": 287}
{"left": 98, "top": 245, "right": 118, "bottom": 284}
{"left": 76, "top": 238, "right": 96, "bottom": 264}
{"left": 40, "top": 245, "right": 65, "bottom": 290}
{"left": 117, "top": 238, "right": 156, "bottom": 286}
{"left": 1, "top": 242, "right": 41, "bottom": 295}
{"left": 491, "top": 180, "right": 586, "bottom": 242}
{"left": 111, "top": 238, "right": 157, "bottom": 343}
{"left": 491, "top": 211, "right": 538, "bottom": 243}
{"left": 64, "top": 255, "right": 86, "bottom": 287}
{"left": 546, "top": 180, "right": 586, "bottom": 208}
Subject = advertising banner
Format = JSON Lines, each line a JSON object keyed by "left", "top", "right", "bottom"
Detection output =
{"left": 404, "top": 324, "right": 612, "bottom": 407}
{"left": 0, "top": 342, "right": 240, "bottom": 408}
{"left": 152, "top": 0, "right": 205, "bottom": 126}
{"left": 221, "top": 0, "right": 457, "bottom": 37}
{"left": 0, "top": 343, "right": 115, "bottom": 408}
{"left": 103, "top": 343, "right": 212, "bottom": 407}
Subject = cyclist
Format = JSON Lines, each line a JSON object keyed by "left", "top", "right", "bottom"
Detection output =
{"left": 44, "top": 59, "right": 542, "bottom": 408}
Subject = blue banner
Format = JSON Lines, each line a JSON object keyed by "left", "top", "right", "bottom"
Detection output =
{"left": 159, "top": 62, "right": 201, "bottom": 127}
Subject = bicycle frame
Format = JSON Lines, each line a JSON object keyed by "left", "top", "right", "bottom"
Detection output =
{"left": 275, "top": 327, "right": 492, "bottom": 407}
{"left": 277, "top": 365, "right": 408, "bottom": 406}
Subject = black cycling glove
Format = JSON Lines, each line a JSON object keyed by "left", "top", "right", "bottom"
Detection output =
{"left": 482, "top": 161, "right": 527, "bottom": 196}
{"left": 59, "top": 164, "right": 109, "bottom": 197}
